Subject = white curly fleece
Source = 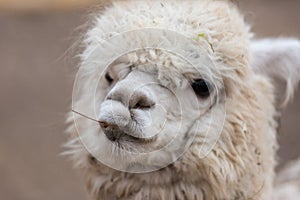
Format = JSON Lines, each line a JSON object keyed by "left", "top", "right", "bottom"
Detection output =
{"left": 65, "top": 1, "right": 300, "bottom": 199}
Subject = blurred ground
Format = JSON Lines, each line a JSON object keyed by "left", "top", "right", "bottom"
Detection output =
{"left": 0, "top": 1, "right": 299, "bottom": 200}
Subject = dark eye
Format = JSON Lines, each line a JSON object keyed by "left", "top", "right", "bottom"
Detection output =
{"left": 105, "top": 72, "right": 114, "bottom": 84}
{"left": 191, "top": 79, "right": 210, "bottom": 98}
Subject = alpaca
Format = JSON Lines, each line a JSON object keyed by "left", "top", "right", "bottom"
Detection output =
{"left": 65, "top": 1, "right": 300, "bottom": 199}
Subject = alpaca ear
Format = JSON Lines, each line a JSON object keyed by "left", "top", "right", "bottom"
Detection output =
{"left": 250, "top": 38, "right": 300, "bottom": 108}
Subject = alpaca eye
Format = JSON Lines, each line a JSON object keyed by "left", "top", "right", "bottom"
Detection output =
{"left": 191, "top": 79, "right": 210, "bottom": 98}
{"left": 105, "top": 72, "right": 114, "bottom": 84}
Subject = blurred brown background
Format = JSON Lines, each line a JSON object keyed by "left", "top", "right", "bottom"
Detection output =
{"left": 0, "top": 0, "right": 299, "bottom": 200}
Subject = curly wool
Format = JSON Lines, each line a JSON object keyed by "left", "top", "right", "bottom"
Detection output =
{"left": 64, "top": 1, "right": 294, "bottom": 200}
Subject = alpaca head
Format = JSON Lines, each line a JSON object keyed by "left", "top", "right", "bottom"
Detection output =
{"left": 71, "top": 0, "right": 245, "bottom": 173}
{"left": 67, "top": 0, "right": 300, "bottom": 199}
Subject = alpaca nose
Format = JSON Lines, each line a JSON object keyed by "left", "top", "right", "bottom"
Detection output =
{"left": 107, "top": 87, "right": 155, "bottom": 110}
{"left": 99, "top": 86, "right": 156, "bottom": 142}
{"left": 129, "top": 91, "right": 155, "bottom": 110}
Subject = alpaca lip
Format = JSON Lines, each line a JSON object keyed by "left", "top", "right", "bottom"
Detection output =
{"left": 99, "top": 120, "right": 143, "bottom": 142}
{"left": 102, "top": 128, "right": 143, "bottom": 142}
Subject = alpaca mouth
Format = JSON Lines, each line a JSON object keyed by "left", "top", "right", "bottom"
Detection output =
{"left": 100, "top": 122, "right": 151, "bottom": 143}
{"left": 103, "top": 129, "right": 142, "bottom": 142}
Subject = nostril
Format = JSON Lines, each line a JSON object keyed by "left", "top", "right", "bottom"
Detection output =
{"left": 132, "top": 101, "right": 151, "bottom": 110}
{"left": 106, "top": 93, "right": 122, "bottom": 103}
{"left": 131, "top": 94, "right": 155, "bottom": 110}
{"left": 134, "top": 102, "right": 148, "bottom": 109}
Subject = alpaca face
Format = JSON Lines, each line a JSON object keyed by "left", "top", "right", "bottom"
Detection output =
{"left": 84, "top": 51, "right": 226, "bottom": 172}
{"left": 71, "top": 27, "right": 227, "bottom": 172}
